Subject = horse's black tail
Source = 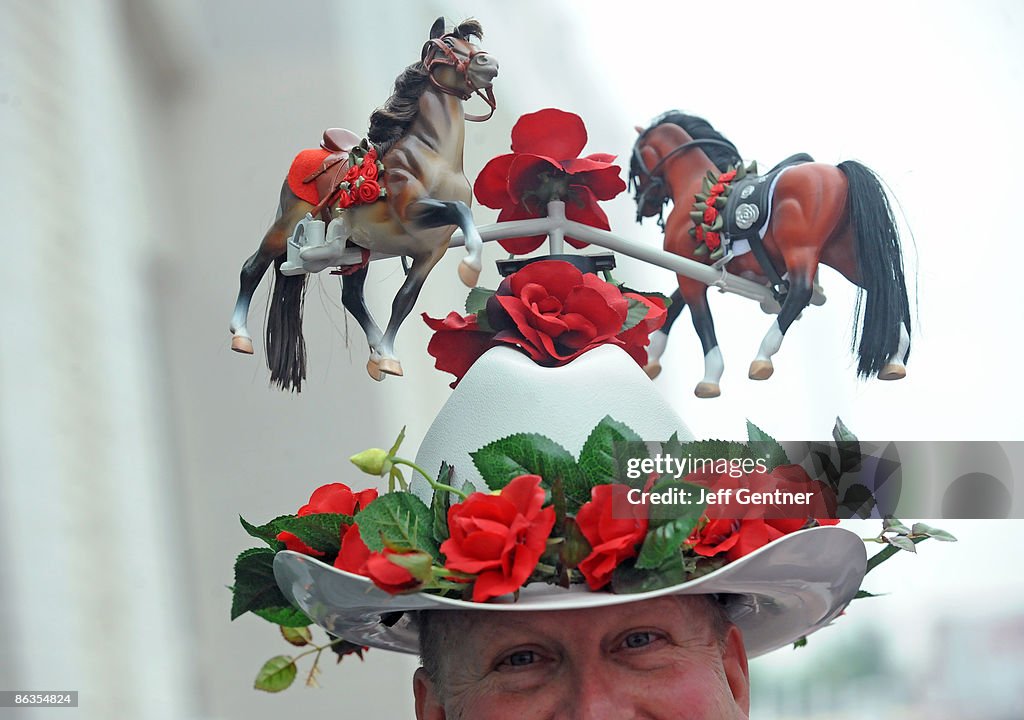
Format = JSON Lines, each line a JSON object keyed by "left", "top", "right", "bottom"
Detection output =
{"left": 265, "top": 255, "right": 307, "bottom": 392}
{"left": 838, "top": 160, "right": 912, "bottom": 378}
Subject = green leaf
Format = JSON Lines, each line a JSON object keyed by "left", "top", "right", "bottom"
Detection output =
{"left": 254, "top": 655, "right": 298, "bottom": 693}
{"left": 470, "top": 433, "right": 586, "bottom": 508}
{"left": 619, "top": 297, "right": 651, "bottom": 333}
{"left": 253, "top": 605, "right": 311, "bottom": 628}
{"left": 559, "top": 517, "right": 592, "bottom": 570}
{"left": 886, "top": 535, "right": 917, "bottom": 553}
{"left": 430, "top": 467, "right": 453, "bottom": 546}
{"left": 832, "top": 417, "right": 862, "bottom": 474}
{"left": 578, "top": 416, "right": 647, "bottom": 487}
{"left": 635, "top": 482, "right": 706, "bottom": 570}
{"left": 745, "top": 420, "right": 789, "bottom": 471}
{"left": 231, "top": 547, "right": 293, "bottom": 620}
{"left": 792, "top": 636, "right": 808, "bottom": 649}
{"left": 611, "top": 553, "right": 686, "bottom": 594}
{"left": 911, "top": 522, "right": 957, "bottom": 542}
{"left": 865, "top": 535, "right": 928, "bottom": 574}
{"left": 465, "top": 286, "right": 496, "bottom": 314}
{"left": 280, "top": 626, "right": 312, "bottom": 647}
{"left": 854, "top": 589, "right": 883, "bottom": 599}
{"left": 275, "top": 513, "right": 353, "bottom": 555}
{"left": 355, "top": 492, "right": 437, "bottom": 557}
{"left": 388, "top": 426, "right": 407, "bottom": 457}
{"left": 882, "top": 517, "right": 911, "bottom": 535}
{"left": 240, "top": 514, "right": 290, "bottom": 550}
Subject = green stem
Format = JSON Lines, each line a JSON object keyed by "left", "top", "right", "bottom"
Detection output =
{"left": 394, "top": 458, "right": 469, "bottom": 499}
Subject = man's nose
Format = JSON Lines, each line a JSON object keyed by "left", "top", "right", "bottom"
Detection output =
{"left": 565, "top": 669, "right": 636, "bottom": 720}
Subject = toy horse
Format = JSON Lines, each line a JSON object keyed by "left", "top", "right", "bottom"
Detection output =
{"left": 229, "top": 17, "right": 498, "bottom": 389}
{"left": 630, "top": 111, "right": 912, "bottom": 398}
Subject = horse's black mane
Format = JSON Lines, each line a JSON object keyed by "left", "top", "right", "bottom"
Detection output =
{"left": 630, "top": 110, "right": 742, "bottom": 180}
{"left": 367, "top": 19, "right": 483, "bottom": 156}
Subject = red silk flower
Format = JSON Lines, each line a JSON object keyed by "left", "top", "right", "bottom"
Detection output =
{"left": 576, "top": 484, "right": 649, "bottom": 590}
{"left": 440, "top": 474, "right": 556, "bottom": 602}
{"left": 473, "top": 108, "right": 627, "bottom": 254}
{"left": 422, "top": 260, "right": 667, "bottom": 386}
{"left": 335, "top": 524, "right": 421, "bottom": 594}
{"left": 276, "top": 483, "right": 378, "bottom": 557}
{"left": 686, "top": 464, "right": 840, "bottom": 562}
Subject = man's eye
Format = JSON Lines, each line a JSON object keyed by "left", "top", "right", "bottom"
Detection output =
{"left": 498, "top": 650, "right": 537, "bottom": 669}
{"left": 621, "top": 632, "right": 656, "bottom": 649}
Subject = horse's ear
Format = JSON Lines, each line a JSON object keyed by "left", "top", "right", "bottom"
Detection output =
{"left": 635, "top": 125, "right": 645, "bottom": 135}
{"left": 429, "top": 16, "right": 445, "bottom": 40}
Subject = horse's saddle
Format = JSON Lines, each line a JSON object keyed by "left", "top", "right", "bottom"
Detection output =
{"left": 722, "top": 153, "right": 814, "bottom": 246}
{"left": 302, "top": 128, "right": 363, "bottom": 207}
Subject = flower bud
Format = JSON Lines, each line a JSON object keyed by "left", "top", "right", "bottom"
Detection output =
{"left": 350, "top": 448, "right": 392, "bottom": 476}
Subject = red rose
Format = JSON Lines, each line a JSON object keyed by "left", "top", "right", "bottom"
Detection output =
{"left": 486, "top": 260, "right": 628, "bottom": 364}
{"left": 335, "top": 523, "right": 371, "bottom": 572}
{"left": 277, "top": 483, "right": 377, "bottom": 556}
{"left": 720, "top": 170, "right": 737, "bottom": 182}
{"left": 364, "top": 552, "right": 422, "bottom": 594}
{"left": 422, "top": 311, "right": 498, "bottom": 388}
{"left": 703, "top": 206, "right": 717, "bottom": 223}
{"left": 344, "top": 162, "right": 361, "bottom": 184}
{"left": 616, "top": 291, "right": 668, "bottom": 366}
{"left": 356, "top": 179, "right": 381, "bottom": 203}
{"left": 704, "top": 231, "right": 721, "bottom": 250}
{"left": 473, "top": 108, "right": 626, "bottom": 254}
{"left": 576, "top": 484, "right": 649, "bottom": 590}
{"left": 440, "top": 474, "right": 556, "bottom": 602}
{"left": 685, "top": 464, "right": 839, "bottom": 561}
{"left": 361, "top": 159, "right": 379, "bottom": 181}
{"left": 336, "top": 189, "right": 354, "bottom": 209}
{"left": 334, "top": 524, "right": 422, "bottom": 594}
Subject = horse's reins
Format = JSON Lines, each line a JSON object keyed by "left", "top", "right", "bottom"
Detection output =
{"left": 423, "top": 35, "right": 496, "bottom": 122}
{"left": 631, "top": 136, "right": 741, "bottom": 228}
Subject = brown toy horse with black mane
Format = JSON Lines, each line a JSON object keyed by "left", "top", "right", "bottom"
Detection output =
{"left": 630, "top": 111, "right": 912, "bottom": 398}
{"left": 229, "top": 17, "right": 498, "bottom": 389}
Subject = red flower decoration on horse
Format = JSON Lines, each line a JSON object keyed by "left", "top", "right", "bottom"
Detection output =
{"left": 474, "top": 108, "right": 627, "bottom": 254}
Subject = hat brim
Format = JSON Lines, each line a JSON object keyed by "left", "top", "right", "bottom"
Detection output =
{"left": 273, "top": 524, "right": 866, "bottom": 659}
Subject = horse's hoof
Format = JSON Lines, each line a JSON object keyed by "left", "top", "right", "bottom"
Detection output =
{"left": 378, "top": 358, "right": 404, "bottom": 377}
{"left": 458, "top": 260, "right": 481, "bottom": 288}
{"left": 643, "top": 361, "right": 662, "bottom": 380}
{"left": 748, "top": 360, "right": 774, "bottom": 381}
{"left": 694, "top": 382, "right": 721, "bottom": 399}
{"left": 366, "top": 359, "right": 385, "bottom": 382}
{"left": 231, "top": 335, "right": 254, "bottom": 355}
{"left": 878, "top": 364, "right": 907, "bottom": 381}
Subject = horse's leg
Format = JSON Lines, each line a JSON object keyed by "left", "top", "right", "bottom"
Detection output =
{"left": 644, "top": 289, "right": 685, "bottom": 379}
{"left": 677, "top": 279, "right": 723, "bottom": 398}
{"left": 407, "top": 198, "right": 483, "bottom": 286}
{"left": 375, "top": 246, "right": 447, "bottom": 377}
{"left": 340, "top": 265, "right": 386, "bottom": 381}
{"left": 230, "top": 182, "right": 308, "bottom": 354}
{"left": 749, "top": 261, "right": 816, "bottom": 380}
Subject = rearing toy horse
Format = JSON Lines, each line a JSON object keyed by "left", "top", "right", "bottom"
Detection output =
{"left": 630, "top": 111, "right": 912, "bottom": 398}
{"left": 229, "top": 17, "right": 498, "bottom": 389}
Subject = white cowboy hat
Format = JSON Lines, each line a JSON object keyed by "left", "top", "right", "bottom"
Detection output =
{"left": 273, "top": 344, "right": 866, "bottom": 658}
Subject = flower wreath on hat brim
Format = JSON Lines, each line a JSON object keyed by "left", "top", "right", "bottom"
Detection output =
{"left": 229, "top": 262, "right": 956, "bottom": 693}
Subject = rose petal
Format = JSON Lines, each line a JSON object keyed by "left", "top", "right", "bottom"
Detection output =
{"left": 508, "top": 260, "right": 584, "bottom": 302}
{"left": 494, "top": 203, "right": 547, "bottom": 255}
{"left": 510, "top": 108, "right": 587, "bottom": 160}
{"left": 473, "top": 154, "right": 516, "bottom": 209}
{"left": 563, "top": 186, "right": 611, "bottom": 248}
{"left": 422, "top": 312, "right": 496, "bottom": 388}
{"left": 507, "top": 154, "right": 564, "bottom": 210}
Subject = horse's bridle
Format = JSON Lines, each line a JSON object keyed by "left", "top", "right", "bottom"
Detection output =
{"left": 630, "top": 134, "right": 741, "bottom": 228}
{"left": 422, "top": 35, "right": 496, "bottom": 122}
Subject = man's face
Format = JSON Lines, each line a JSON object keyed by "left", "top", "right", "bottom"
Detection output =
{"left": 414, "top": 596, "right": 750, "bottom": 719}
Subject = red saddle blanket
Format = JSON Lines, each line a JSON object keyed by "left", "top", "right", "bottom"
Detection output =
{"left": 286, "top": 148, "right": 333, "bottom": 205}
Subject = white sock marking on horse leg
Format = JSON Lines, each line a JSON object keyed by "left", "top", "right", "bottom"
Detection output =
{"left": 702, "top": 346, "right": 724, "bottom": 384}
{"left": 648, "top": 330, "right": 668, "bottom": 363}
{"left": 755, "top": 320, "right": 784, "bottom": 362}
{"left": 887, "top": 322, "right": 911, "bottom": 367}
{"left": 230, "top": 297, "right": 251, "bottom": 339}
